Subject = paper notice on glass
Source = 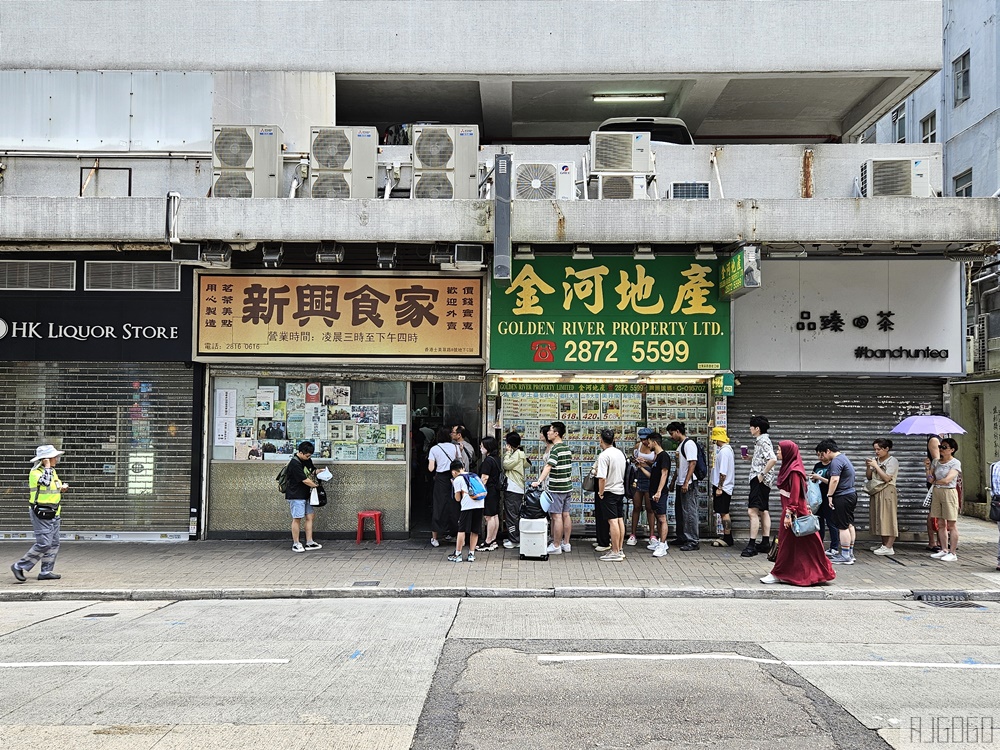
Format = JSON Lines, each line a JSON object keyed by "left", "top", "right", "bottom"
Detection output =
{"left": 304, "top": 404, "right": 328, "bottom": 442}
{"left": 392, "top": 404, "right": 408, "bottom": 425}
{"left": 323, "top": 385, "right": 351, "bottom": 406}
{"left": 256, "top": 388, "right": 275, "bottom": 418}
{"left": 214, "top": 417, "right": 236, "bottom": 446}
{"left": 385, "top": 424, "right": 404, "bottom": 448}
{"left": 215, "top": 389, "right": 237, "bottom": 418}
{"left": 352, "top": 404, "right": 379, "bottom": 424}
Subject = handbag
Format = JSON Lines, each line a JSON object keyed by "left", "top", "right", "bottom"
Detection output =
{"left": 989, "top": 495, "right": 1000, "bottom": 522}
{"left": 582, "top": 472, "right": 597, "bottom": 493}
{"left": 766, "top": 536, "right": 779, "bottom": 562}
{"left": 863, "top": 478, "right": 883, "bottom": 495}
{"left": 805, "top": 480, "right": 823, "bottom": 514}
{"left": 791, "top": 513, "right": 820, "bottom": 537}
{"left": 922, "top": 486, "right": 934, "bottom": 508}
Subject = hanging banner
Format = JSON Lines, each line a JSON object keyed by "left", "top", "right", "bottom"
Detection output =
{"left": 719, "top": 245, "right": 761, "bottom": 299}
{"left": 197, "top": 274, "right": 482, "bottom": 359}
{"left": 491, "top": 256, "right": 729, "bottom": 371}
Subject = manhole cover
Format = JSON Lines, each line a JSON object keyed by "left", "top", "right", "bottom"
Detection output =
{"left": 352, "top": 580, "right": 380, "bottom": 587}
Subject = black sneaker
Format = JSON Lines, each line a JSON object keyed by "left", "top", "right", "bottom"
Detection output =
{"left": 740, "top": 545, "right": 758, "bottom": 557}
{"left": 680, "top": 542, "right": 700, "bottom": 551}
{"left": 37, "top": 572, "right": 61, "bottom": 580}
{"left": 10, "top": 564, "right": 26, "bottom": 583}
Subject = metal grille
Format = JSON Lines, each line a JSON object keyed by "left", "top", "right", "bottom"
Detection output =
{"left": 213, "top": 127, "right": 254, "bottom": 168}
{"left": 213, "top": 171, "right": 253, "bottom": 198}
{"left": 593, "top": 132, "right": 635, "bottom": 172}
{"left": 872, "top": 159, "right": 913, "bottom": 196}
{"left": 0, "top": 362, "right": 195, "bottom": 533}
{"left": 0, "top": 260, "right": 76, "bottom": 291}
{"left": 311, "top": 172, "right": 352, "bottom": 199}
{"left": 414, "top": 172, "right": 455, "bottom": 199}
{"left": 311, "top": 129, "right": 352, "bottom": 170}
{"left": 671, "top": 182, "right": 711, "bottom": 200}
{"left": 600, "top": 175, "right": 635, "bottom": 199}
{"left": 413, "top": 128, "right": 454, "bottom": 169}
{"left": 727, "top": 377, "right": 944, "bottom": 535}
{"left": 84, "top": 262, "right": 180, "bottom": 292}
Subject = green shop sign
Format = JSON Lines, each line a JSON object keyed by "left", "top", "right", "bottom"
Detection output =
{"left": 491, "top": 256, "right": 730, "bottom": 371}
{"left": 719, "top": 245, "right": 761, "bottom": 300}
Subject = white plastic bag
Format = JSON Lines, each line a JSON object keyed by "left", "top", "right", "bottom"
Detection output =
{"left": 316, "top": 467, "right": 332, "bottom": 481}
{"left": 309, "top": 487, "right": 320, "bottom": 506}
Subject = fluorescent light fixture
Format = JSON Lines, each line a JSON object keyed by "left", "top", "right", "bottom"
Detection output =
{"left": 593, "top": 94, "right": 666, "bottom": 103}
{"left": 840, "top": 246, "right": 864, "bottom": 256}
{"left": 694, "top": 244, "right": 717, "bottom": 260}
{"left": 895, "top": 245, "right": 918, "bottom": 255}
{"left": 315, "top": 242, "right": 344, "bottom": 264}
{"left": 572, "top": 245, "right": 593, "bottom": 260}
{"left": 376, "top": 245, "right": 396, "bottom": 270}
{"left": 768, "top": 250, "right": 807, "bottom": 259}
{"left": 634, "top": 244, "right": 655, "bottom": 261}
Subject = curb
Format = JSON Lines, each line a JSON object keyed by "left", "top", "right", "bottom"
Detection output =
{"left": 1, "top": 586, "right": 998, "bottom": 603}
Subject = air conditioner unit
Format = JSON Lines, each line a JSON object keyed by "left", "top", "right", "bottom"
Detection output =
{"left": 859, "top": 158, "right": 932, "bottom": 197}
{"left": 410, "top": 125, "right": 480, "bottom": 199}
{"left": 590, "top": 173, "right": 649, "bottom": 200}
{"left": 590, "top": 131, "right": 652, "bottom": 173}
{"left": 212, "top": 125, "right": 284, "bottom": 198}
{"left": 669, "top": 181, "right": 711, "bottom": 200}
{"left": 513, "top": 162, "right": 577, "bottom": 200}
{"left": 309, "top": 126, "right": 378, "bottom": 199}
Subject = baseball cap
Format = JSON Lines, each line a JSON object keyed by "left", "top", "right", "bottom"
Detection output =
{"left": 637, "top": 427, "right": 653, "bottom": 439}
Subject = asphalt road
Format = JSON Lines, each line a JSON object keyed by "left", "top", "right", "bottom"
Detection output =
{"left": 1, "top": 598, "right": 998, "bottom": 749}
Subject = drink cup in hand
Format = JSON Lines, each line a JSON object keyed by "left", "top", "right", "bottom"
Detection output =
{"left": 740, "top": 446, "right": 749, "bottom": 459}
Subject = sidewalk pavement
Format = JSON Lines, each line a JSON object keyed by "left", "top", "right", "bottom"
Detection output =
{"left": 3, "top": 518, "right": 999, "bottom": 603}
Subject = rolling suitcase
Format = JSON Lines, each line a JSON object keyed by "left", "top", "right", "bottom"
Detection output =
{"left": 519, "top": 488, "right": 550, "bottom": 560}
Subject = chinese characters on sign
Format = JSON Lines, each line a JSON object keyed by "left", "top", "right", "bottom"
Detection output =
{"left": 492, "top": 256, "right": 730, "bottom": 371}
{"left": 796, "top": 310, "right": 895, "bottom": 333}
{"left": 198, "top": 275, "right": 482, "bottom": 358}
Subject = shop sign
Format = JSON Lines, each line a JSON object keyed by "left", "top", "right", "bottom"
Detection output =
{"left": 491, "top": 256, "right": 730, "bottom": 371}
{"left": 733, "top": 259, "right": 963, "bottom": 375}
{"left": 719, "top": 245, "right": 761, "bottom": 299}
{"left": 0, "top": 293, "right": 192, "bottom": 362}
{"left": 196, "top": 274, "right": 482, "bottom": 359}
{"left": 712, "top": 373, "right": 735, "bottom": 396}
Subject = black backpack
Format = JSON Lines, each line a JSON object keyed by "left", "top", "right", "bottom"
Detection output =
{"left": 276, "top": 456, "right": 299, "bottom": 493}
{"left": 682, "top": 438, "right": 709, "bottom": 481}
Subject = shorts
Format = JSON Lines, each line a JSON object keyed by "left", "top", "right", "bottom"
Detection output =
{"left": 930, "top": 487, "right": 959, "bottom": 522}
{"left": 288, "top": 499, "right": 315, "bottom": 519}
{"left": 484, "top": 491, "right": 500, "bottom": 517}
{"left": 747, "top": 477, "right": 771, "bottom": 512}
{"left": 830, "top": 492, "right": 858, "bottom": 530}
{"left": 713, "top": 490, "right": 732, "bottom": 515}
{"left": 635, "top": 475, "right": 650, "bottom": 493}
{"left": 546, "top": 491, "right": 573, "bottom": 514}
{"left": 652, "top": 494, "right": 669, "bottom": 517}
{"left": 458, "top": 507, "right": 485, "bottom": 534}
{"left": 599, "top": 492, "right": 624, "bottom": 520}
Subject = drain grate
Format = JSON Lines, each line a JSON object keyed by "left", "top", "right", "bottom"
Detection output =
{"left": 912, "top": 590, "right": 970, "bottom": 602}
{"left": 923, "top": 601, "right": 986, "bottom": 609}
{"left": 83, "top": 613, "right": 118, "bottom": 618}
{"left": 352, "top": 580, "right": 380, "bottom": 587}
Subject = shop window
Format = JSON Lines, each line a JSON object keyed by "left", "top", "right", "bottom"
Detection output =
{"left": 210, "top": 376, "right": 407, "bottom": 462}
{"left": 953, "top": 169, "right": 973, "bottom": 197}
{"left": 920, "top": 112, "right": 936, "bottom": 143}
{"left": 953, "top": 50, "right": 970, "bottom": 106}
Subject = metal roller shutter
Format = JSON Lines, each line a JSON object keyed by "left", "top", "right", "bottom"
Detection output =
{"left": 727, "top": 377, "right": 945, "bottom": 538}
{"left": 0, "top": 362, "right": 195, "bottom": 534}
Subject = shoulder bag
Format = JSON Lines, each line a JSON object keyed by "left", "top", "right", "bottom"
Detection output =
{"left": 989, "top": 494, "right": 1000, "bottom": 522}
{"left": 791, "top": 513, "right": 820, "bottom": 537}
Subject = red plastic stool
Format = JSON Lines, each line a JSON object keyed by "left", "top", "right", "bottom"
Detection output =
{"left": 356, "top": 511, "right": 383, "bottom": 544}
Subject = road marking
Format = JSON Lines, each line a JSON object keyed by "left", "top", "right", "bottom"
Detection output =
{"left": 0, "top": 658, "right": 289, "bottom": 669}
{"left": 537, "top": 653, "right": 1000, "bottom": 670}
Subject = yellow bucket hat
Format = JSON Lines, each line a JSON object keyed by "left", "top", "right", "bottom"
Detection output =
{"left": 710, "top": 427, "right": 729, "bottom": 443}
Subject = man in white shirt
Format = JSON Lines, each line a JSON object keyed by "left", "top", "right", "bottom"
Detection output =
{"left": 710, "top": 427, "right": 736, "bottom": 547}
{"left": 668, "top": 421, "right": 701, "bottom": 551}
{"left": 595, "top": 428, "right": 627, "bottom": 561}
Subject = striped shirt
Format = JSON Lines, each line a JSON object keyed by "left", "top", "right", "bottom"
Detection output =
{"left": 546, "top": 442, "right": 574, "bottom": 493}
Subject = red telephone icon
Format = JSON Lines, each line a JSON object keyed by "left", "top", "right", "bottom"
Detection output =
{"left": 531, "top": 340, "right": 556, "bottom": 363}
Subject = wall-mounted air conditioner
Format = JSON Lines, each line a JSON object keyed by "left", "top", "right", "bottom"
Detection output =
{"left": 212, "top": 125, "right": 284, "bottom": 198}
{"left": 410, "top": 124, "right": 480, "bottom": 199}
{"left": 589, "top": 173, "right": 649, "bottom": 200}
{"left": 590, "top": 131, "right": 652, "bottom": 173}
{"left": 513, "top": 162, "right": 577, "bottom": 200}
{"left": 668, "top": 181, "right": 711, "bottom": 200}
{"left": 309, "top": 126, "right": 378, "bottom": 199}
{"left": 859, "top": 158, "right": 932, "bottom": 197}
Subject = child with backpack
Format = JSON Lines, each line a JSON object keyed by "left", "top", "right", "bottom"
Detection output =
{"left": 449, "top": 459, "right": 486, "bottom": 562}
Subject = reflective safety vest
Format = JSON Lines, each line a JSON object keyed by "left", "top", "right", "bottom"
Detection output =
{"left": 29, "top": 466, "right": 62, "bottom": 518}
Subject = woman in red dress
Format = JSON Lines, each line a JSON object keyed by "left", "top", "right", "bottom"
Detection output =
{"left": 761, "top": 440, "right": 836, "bottom": 586}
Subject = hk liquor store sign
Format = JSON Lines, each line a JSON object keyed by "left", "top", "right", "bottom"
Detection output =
{"left": 491, "top": 256, "right": 730, "bottom": 371}
{"left": 0, "top": 297, "right": 191, "bottom": 361}
{"left": 196, "top": 274, "right": 482, "bottom": 359}
{"left": 732, "top": 259, "right": 963, "bottom": 375}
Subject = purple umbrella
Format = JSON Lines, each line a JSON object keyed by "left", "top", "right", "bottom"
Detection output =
{"left": 890, "top": 415, "right": 966, "bottom": 435}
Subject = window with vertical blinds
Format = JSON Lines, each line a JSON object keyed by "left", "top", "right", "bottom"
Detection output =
{"left": 0, "top": 363, "right": 195, "bottom": 533}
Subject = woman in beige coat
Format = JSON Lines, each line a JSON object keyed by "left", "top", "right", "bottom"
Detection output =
{"left": 866, "top": 437, "right": 899, "bottom": 556}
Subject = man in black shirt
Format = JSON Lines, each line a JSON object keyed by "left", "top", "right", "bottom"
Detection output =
{"left": 285, "top": 441, "right": 322, "bottom": 553}
{"left": 646, "top": 432, "right": 673, "bottom": 558}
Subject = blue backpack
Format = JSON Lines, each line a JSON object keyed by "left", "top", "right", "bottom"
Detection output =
{"left": 461, "top": 472, "right": 488, "bottom": 501}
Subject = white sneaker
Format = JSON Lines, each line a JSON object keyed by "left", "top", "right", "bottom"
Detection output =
{"left": 430, "top": 537, "right": 440, "bottom": 548}
{"left": 626, "top": 535, "right": 637, "bottom": 546}
{"left": 649, "top": 535, "right": 659, "bottom": 545}
{"left": 561, "top": 542, "right": 572, "bottom": 553}
{"left": 760, "top": 573, "right": 780, "bottom": 584}
{"left": 546, "top": 543, "right": 562, "bottom": 555}
{"left": 304, "top": 541, "right": 322, "bottom": 551}
{"left": 291, "top": 542, "right": 305, "bottom": 553}
{"left": 652, "top": 542, "right": 669, "bottom": 558}
{"left": 940, "top": 552, "right": 958, "bottom": 562}
{"left": 503, "top": 539, "right": 515, "bottom": 549}
{"left": 873, "top": 546, "right": 895, "bottom": 556}
{"left": 930, "top": 549, "right": 949, "bottom": 559}
{"left": 594, "top": 544, "right": 611, "bottom": 552}
{"left": 647, "top": 540, "right": 659, "bottom": 550}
